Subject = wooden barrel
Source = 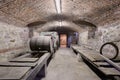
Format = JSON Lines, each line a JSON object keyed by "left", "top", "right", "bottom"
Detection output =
{"left": 29, "top": 37, "right": 38, "bottom": 51}
{"left": 39, "top": 32, "right": 59, "bottom": 51}
{"left": 100, "top": 42, "right": 119, "bottom": 60}
{"left": 51, "top": 36, "right": 58, "bottom": 51}
{"left": 29, "top": 36, "right": 54, "bottom": 54}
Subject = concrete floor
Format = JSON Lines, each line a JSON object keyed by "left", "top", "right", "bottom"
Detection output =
{"left": 42, "top": 48, "right": 101, "bottom": 80}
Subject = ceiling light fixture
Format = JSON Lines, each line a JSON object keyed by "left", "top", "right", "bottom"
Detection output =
{"left": 54, "top": 0, "right": 61, "bottom": 14}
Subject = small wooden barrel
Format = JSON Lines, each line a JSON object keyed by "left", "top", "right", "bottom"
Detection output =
{"left": 100, "top": 42, "right": 119, "bottom": 60}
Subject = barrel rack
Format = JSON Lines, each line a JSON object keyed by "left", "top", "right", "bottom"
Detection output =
{"left": 71, "top": 45, "right": 120, "bottom": 80}
{"left": 0, "top": 51, "right": 51, "bottom": 80}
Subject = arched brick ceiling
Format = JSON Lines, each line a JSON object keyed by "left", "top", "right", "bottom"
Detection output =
{"left": 0, "top": 0, "right": 120, "bottom": 28}
{"left": 35, "top": 21, "right": 85, "bottom": 32}
{"left": 62, "top": 0, "right": 120, "bottom": 24}
{"left": 0, "top": 0, "right": 56, "bottom": 26}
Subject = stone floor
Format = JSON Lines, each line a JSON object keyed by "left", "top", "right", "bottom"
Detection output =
{"left": 41, "top": 48, "right": 101, "bottom": 80}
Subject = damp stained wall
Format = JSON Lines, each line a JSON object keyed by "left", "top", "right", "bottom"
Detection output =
{"left": 78, "top": 6, "right": 120, "bottom": 58}
{"left": 0, "top": 22, "right": 29, "bottom": 61}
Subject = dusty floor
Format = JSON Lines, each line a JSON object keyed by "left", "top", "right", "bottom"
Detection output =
{"left": 42, "top": 48, "right": 101, "bottom": 80}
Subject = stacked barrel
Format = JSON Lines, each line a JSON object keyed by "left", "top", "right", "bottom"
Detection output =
{"left": 29, "top": 32, "right": 59, "bottom": 54}
{"left": 39, "top": 32, "right": 59, "bottom": 52}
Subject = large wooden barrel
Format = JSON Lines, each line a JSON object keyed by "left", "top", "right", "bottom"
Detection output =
{"left": 29, "top": 36, "right": 54, "bottom": 54}
{"left": 29, "top": 37, "right": 38, "bottom": 51}
{"left": 100, "top": 42, "right": 119, "bottom": 60}
{"left": 39, "top": 32, "right": 59, "bottom": 51}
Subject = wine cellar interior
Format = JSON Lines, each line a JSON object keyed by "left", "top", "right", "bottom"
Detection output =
{"left": 0, "top": 0, "right": 120, "bottom": 80}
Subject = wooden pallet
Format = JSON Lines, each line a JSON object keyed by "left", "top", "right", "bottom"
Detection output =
{"left": 10, "top": 58, "right": 39, "bottom": 63}
{"left": 0, "top": 62, "right": 37, "bottom": 67}
{"left": 0, "top": 67, "right": 30, "bottom": 80}
{"left": 71, "top": 45, "right": 120, "bottom": 77}
{"left": 98, "top": 67, "right": 120, "bottom": 76}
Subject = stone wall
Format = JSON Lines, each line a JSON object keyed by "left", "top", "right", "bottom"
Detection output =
{"left": 78, "top": 6, "right": 120, "bottom": 57}
{"left": 78, "top": 23, "right": 120, "bottom": 59}
{"left": 0, "top": 22, "right": 29, "bottom": 61}
{"left": 33, "top": 31, "right": 40, "bottom": 36}
{"left": 78, "top": 31, "right": 88, "bottom": 46}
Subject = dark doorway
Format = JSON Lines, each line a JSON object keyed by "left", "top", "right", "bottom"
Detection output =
{"left": 67, "top": 32, "right": 79, "bottom": 47}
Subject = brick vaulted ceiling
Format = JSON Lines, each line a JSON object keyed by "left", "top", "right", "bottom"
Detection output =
{"left": 0, "top": 0, "right": 120, "bottom": 29}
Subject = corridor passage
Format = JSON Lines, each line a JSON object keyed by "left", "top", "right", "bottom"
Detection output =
{"left": 42, "top": 48, "right": 101, "bottom": 80}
